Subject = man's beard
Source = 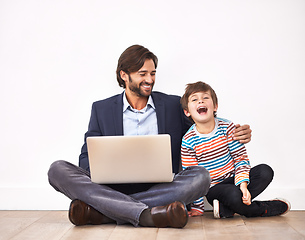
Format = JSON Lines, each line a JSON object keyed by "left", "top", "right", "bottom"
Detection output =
{"left": 128, "top": 75, "right": 154, "bottom": 97}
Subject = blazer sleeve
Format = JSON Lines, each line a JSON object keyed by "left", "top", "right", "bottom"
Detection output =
{"left": 79, "top": 102, "right": 103, "bottom": 171}
{"left": 79, "top": 94, "right": 123, "bottom": 172}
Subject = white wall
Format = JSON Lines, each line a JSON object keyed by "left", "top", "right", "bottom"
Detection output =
{"left": 0, "top": 0, "right": 304, "bottom": 210}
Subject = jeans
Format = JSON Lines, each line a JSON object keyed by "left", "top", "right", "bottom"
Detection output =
{"left": 206, "top": 164, "right": 274, "bottom": 218}
{"left": 48, "top": 160, "right": 211, "bottom": 226}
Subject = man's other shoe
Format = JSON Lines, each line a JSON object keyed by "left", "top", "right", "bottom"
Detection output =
{"left": 150, "top": 201, "right": 188, "bottom": 228}
{"left": 68, "top": 199, "right": 114, "bottom": 226}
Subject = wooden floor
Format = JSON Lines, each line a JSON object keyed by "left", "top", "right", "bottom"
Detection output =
{"left": 0, "top": 210, "right": 304, "bottom": 240}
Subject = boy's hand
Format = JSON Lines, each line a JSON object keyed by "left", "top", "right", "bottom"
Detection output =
{"left": 188, "top": 209, "right": 203, "bottom": 217}
{"left": 233, "top": 124, "right": 252, "bottom": 144}
{"left": 240, "top": 182, "right": 251, "bottom": 205}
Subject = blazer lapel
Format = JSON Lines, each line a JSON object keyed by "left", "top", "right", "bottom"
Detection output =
{"left": 152, "top": 92, "right": 166, "bottom": 134}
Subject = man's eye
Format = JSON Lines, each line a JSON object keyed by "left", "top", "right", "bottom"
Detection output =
{"left": 140, "top": 74, "right": 145, "bottom": 76}
{"left": 151, "top": 73, "right": 156, "bottom": 76}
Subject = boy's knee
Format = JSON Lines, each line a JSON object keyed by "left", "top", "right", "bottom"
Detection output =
{"left": 259, "top": 164, "right": 274, "bottom": 182}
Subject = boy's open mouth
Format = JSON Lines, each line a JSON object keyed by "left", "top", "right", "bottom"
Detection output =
{"left": 197, "top": 106, "right": 207, "bottom": 114}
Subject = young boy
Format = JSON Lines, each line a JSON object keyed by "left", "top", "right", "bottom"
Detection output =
{"left": 180, "top": 81, "right": 290, "bottom": 218}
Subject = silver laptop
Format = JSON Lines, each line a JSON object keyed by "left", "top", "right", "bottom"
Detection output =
{"left": 87, "top": 134, "right": 174, "bottom": 184}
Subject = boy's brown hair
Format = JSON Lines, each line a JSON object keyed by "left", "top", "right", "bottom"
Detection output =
{"left": 180, "top": 81, "right": 218, "bottom": 119}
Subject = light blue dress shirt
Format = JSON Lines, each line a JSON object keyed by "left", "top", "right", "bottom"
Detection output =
{"left": 123, "top": 92, "right": 158, "bottom": 136}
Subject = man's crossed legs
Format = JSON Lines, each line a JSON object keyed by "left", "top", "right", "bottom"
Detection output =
{"left": 48, "top": 160, "right": 211, "bottom": 227}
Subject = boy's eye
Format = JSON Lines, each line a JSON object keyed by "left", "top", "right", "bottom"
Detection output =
{"left": 191, "top": 98, "right": 197, "bottom": 102}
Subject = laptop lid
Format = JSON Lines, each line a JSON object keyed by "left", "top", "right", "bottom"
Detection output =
{"left": 87, "top": 134, "right": 173, "bottom": 184}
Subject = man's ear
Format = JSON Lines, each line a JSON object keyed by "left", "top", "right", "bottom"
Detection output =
{"left": 120, "top": 70, "right": 129, "bottom": 82}
{"left": 184, "top": 109, "right": 191, "bottom": 117}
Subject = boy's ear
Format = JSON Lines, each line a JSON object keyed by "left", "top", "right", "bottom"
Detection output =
{"left": 214, "top": 104, "right": 218, "bottom": 112}
{"left": 184, "top": 109, "right": 191, "bottom": 117}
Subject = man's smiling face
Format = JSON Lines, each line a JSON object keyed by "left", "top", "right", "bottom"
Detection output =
{"left": 123, "top": 59, "right": 156, "bottom": 98}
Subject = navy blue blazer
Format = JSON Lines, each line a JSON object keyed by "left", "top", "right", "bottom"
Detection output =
{"left": 79, "top": 91, "right": 192, "bottom": 174}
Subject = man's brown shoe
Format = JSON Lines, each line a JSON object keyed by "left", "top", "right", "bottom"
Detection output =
{"left": 151, "top": 201, "right": 188, "bottom": 228}
{"left": 68, "top": 199, "right": 114, "bottom": 226}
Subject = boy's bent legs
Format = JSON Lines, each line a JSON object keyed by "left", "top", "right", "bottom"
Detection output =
{"left": 207, "top": 183, "right": 267, "bottom": 217}
{"left": 206, "top": 164, "right": 274, "bottom": 218}
{"left": 48, "top": 160, "right": 148, "bottom": 226}
{"left": 130, "top": 166, "right": 211, "bottom": 208}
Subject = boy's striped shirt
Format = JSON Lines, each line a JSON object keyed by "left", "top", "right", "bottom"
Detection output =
{"left": 181, "top": 118, "right": 250, "bottom": 213}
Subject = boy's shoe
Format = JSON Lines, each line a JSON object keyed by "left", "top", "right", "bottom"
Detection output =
{"left": 213, "top": 199, "right": 221, "bottom": 218}
{"left": 213, "top": 199, "right": 234, "bottom": 219}
{"left": 261, "top": 198, "right": 291, "bottom": 217}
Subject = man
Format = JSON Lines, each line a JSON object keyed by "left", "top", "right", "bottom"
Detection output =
{"left": 48, "top": 45, "right": 252, "bottom": 228}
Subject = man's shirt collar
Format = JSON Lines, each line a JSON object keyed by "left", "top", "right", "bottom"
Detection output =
{"left": 123, "top": 91, "right": 155, "bottom": 113}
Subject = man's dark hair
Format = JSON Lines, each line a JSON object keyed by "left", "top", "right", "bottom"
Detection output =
{"left": 116, "top": 45, "right": 158, "bottom": 88}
